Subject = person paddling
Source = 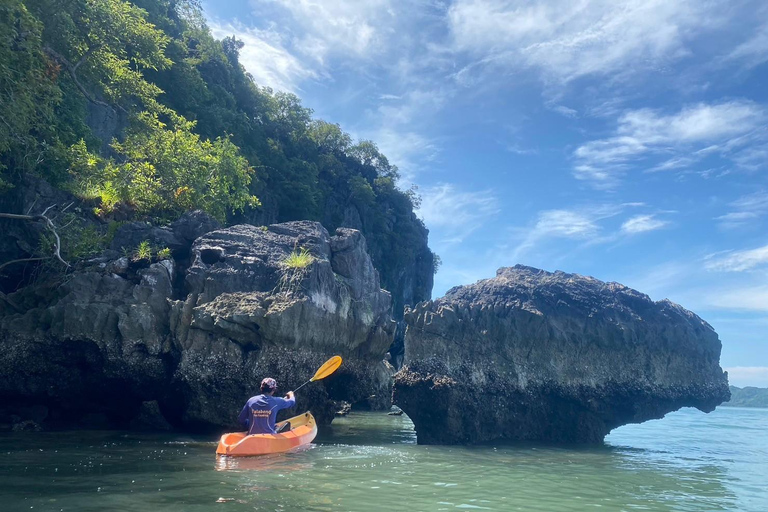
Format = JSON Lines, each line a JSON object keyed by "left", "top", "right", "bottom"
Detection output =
{"left": 238, "top": 378, "right": 295, "bottom": 435}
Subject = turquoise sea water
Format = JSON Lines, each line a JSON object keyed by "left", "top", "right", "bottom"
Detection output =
{"left": 0, "top": 407, "right": 766, "bottom": 511}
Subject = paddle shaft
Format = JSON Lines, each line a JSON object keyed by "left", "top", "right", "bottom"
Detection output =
{"left": 265, "top": 355, "right": 342, "bottom": 412}
{"left": 292, "top": 379, "right": 312, "bottom": 393}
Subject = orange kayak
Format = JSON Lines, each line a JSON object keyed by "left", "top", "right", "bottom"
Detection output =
{"left": 216, "top": 412, "right": 317, "bottom": 456}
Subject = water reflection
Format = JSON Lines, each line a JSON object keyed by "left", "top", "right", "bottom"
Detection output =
{"left": 215, "top": 444, "right": 316, "bottom": 472}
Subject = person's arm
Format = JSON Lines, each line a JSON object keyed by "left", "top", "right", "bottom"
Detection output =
{"left": 279, "top": 391, "right": 296, "bottom": 409}
{"left": 238, "top": 402, "right": 251, "bottom": 429}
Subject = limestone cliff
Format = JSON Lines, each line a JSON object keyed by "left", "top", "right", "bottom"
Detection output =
{"left": 0, "top": 216, "right": 394, "bottom": 431}
{"left": 394, "top": 265, "right": 730, "bottom": 444}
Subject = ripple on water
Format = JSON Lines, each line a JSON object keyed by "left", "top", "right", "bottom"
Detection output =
{"left": 0, "top": 408, "right": 766, "bottom": 511}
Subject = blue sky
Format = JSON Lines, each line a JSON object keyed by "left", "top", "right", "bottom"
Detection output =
{"left": 202, "top": 0, "right": 768, "bottom": 387}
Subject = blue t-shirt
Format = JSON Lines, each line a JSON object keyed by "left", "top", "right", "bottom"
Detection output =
{"left": 238, "top": 394, "right": 296, "bottom": 435}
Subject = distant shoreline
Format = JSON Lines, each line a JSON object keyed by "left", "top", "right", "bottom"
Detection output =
{"left": 722, "top": 386, "right": 768, "bottom": 408}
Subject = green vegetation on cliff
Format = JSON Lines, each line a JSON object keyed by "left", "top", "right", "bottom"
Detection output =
{"left": 0, "top": 0, "right": 434, "bottom": 303}
{"left": 724, "top": 386, "right": 768, "bottom": 408}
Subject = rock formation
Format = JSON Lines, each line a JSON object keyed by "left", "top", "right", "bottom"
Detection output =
{"left": 0, "top": 216, "right": 395, "bottom": 431}
{"left": 394, "top": 265, "right": 730, "bottom": 444}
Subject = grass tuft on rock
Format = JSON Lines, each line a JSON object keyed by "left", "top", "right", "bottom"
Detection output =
{"left": 282, "top": 248, "right": 314, "bottom": 269}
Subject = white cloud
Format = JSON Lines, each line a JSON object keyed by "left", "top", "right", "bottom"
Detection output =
{"left": 417, "top": 184, "right": 500, "bottom": 242}
{"left": 623, "top": 102, "right": 764, "bottom": 143}
{"left": 376, "top": 88, "right": 449, "bottom": 127}
{"left": 510, "top": 203, "right": 676, "bottom": 261}
{"left": 506, "top": 144, "right": 538, "bottom": 155}
{"left": 716, "top": 191, "right": 768, "bottom": 228}
{"left": 621, "top": 215, "right": 669, "bottom": 234}
{"left": 252, "top": 0, "right": 395, "bottom": 63}
{"left": 510, "top": 205, "right": 627, "bottom": 260}
{"left": 534, "top": 210, "right": 600, "bottom": 238}
{"left": 725, "top": 22, "right": 768, "bottom": 70}
{"left": 725, "top": 367, "right": 768, "bottom": 388}
{"left": 648, "top": 157, "right": 697, "bottom": 173}
{"left": 732, "top": 143, "right": 768, "bottom": 171}
{"left": 374, "top": 128, "right": 439, "bottom": 183}
{"left": 447, "top": 0, "right": 721, "bottom": 84}
{"left": 550, "top": 105, "right": 578, "bottom": 118}
{"left": 716, "top": 211, "right": 760, "bottom": 225}
{"left": 359, "top": 87, "right": 450, "bottom": 181}
{"left": 731, "top": 191, "right": 768, "bottom": 212}
{"left": 705, "top": 245, "right": 768, "bottom": 272}
{"left": 208, "top": 21, "right": 317, "bottom": 92}
{"left": 573, "top": 100, "right": 767, "bottom": 186}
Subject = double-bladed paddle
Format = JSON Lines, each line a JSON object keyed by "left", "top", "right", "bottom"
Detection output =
{"left": 293, "top": 355, "right": 343, "bottom": 393}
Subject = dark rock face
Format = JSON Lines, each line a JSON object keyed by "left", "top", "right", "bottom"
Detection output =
{"left": 173, "top": 222, "right": 396, "bottom": 427}
{"left": 394, "top": 265, "right": 730, "bottom": 444}
{"left": 0, "top": 219, "right": 395, "bottom": 431}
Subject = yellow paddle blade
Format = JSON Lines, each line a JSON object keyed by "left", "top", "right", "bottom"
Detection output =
{"left": 310, "top": 356, "right": 342, "bottom": 382}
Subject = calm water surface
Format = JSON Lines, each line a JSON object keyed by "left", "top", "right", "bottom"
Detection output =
{"left": 1, "top": 407, "right": 766, "bottom": 511}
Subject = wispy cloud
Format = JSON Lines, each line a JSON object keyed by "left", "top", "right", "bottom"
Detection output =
{"left": 251, "top": 0, "right": 395, "bottom": 63}
{"left": 447, "top": 0, "right": 724, "bottom": 84}
{"left": 716, "top": 191, "right": 768, "bottom": 229}
{"left": 616, "top": 255, "right": 768, "bottom": 315}
{"left": 725, "top": 22, "right": 768, "bottom": 70}
{"left": 532, "top": 210, "right": 601, "bottom": 238}
{"left": 374, "top": 128, "right": 439, "bottom": 183}
{"left": 511, "top": 204, "right": 632, "bottom": 260}
{"left": 509, "top": 203, "right": 678, "bottom": 262}
{"left": 418, "top": 184, "right": 500, "bottom": 243}
{"left": 705, "top": 245, "right": 768, "bottom": 272}
{"left": 621, "top": 214, "right": 670, "bottom": 234}
{"left": 208, "top": 20, "right": 317, "bottom": 93}
{"left": 549, "top": 104, "right": 578, "bottom": 118}
{"left": 360, "top": 86, "right": 451, "bottom": 181}
{"left": 573, "top": 100, "right": 767, "bottom": 186}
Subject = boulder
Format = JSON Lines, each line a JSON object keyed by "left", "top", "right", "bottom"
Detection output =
{"left": 394, "top": 265, "right": 730, "bottom": 444}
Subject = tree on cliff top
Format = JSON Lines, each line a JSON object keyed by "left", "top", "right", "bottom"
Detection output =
{"left": 1, "top": 0, "right": 434, "bottom": 304}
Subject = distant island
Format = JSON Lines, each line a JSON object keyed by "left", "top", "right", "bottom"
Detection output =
{"left": 723, "top": 386, "right": 768, "bottom": 408}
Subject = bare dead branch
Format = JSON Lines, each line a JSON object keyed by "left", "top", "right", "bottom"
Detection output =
{"left": 42, "top": 46, "right": 114, "bottom": 111}
{"left": 0, "top": 257, "right": 49, "bottom": 273}
{"left": 0, "top": 208, "right": 69, "bottom": 269}
{"left": 25, "top": 197, "right": 38, "bottom": 215}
